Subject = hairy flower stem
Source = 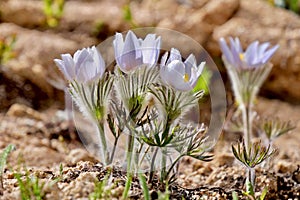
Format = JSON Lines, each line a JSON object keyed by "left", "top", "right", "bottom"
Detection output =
{"left": 166, "top": 155, "right": 183, "bottom": 180}
{"left": 97, "top": 123, "right": 109, "bottom": 165}
{"left": 149, "top": 147, "right": 159, "bottom": 183}
{"left": 160, "top": 148, "right": 167, "bottom": 183}
{"left": 241, "top": 102, "right": 253, "bottom": 154}
{"left": 248, "top": 167, "right": 256, "bottom": 191}
{"left": 122, "top": 133, "right": 135, "bottom": 199}
{"left": 109, "top": 135, "right": 119, "bottom": 164}
{"left": 127, "top": 134, "right": 135, "bottom": 170}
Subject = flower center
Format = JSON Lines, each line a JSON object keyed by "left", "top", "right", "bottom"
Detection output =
{"left": 239, "top": 53, "right": 244, "bottom": 61}
{"left": 183, "top": 73, "right": 189, "bottom": 82}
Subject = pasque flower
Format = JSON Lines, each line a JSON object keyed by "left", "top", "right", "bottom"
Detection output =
{"left": 219, "top": 37, "right": 279, "bottom": 162}
{"left": 219, "top": 37, "right": 279, "bottom": 69}
{"left": 160, "top": 48, "right": 205, "bottom": 91}
{"left": 113, "top": 30, "right": 161, "bottom": 73}
{"left": 54, "top": 46, "right": 105, "bottom": 83}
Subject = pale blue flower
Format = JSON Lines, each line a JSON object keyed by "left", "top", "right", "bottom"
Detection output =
{"left": 219, "top": 37, "right": 279, "bottom": 69}
{"left": 113, "top": 31, "right": 161, "bottom": 73}
{"left": 54, "top": 46, "right": 105, "bottom": 83}
{"left": 160, "top": 48, "right": 205, "bottom": 91}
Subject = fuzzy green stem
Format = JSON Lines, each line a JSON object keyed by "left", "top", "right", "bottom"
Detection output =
{"left": 149, "top": 147, "right": 158, "bottom": 183}
{"left": 165, "top": 155, "right": 183, "bottom": 180}
{"left": 134, "top": 142, "right": 144, "bottom": 169}
{"left": 109, "top": 135, "right": 119, "bottom": 164}
{"left": 126, "top": 134, "right": 135, "bottom": 171}
{"left": 97, "top": 123, "right": 108, "bottom": 165}
{"left": 122, "top": 133, "right": 135, "bottom": 199}
{"left": 248, "top": 167, "right": 256, "bottom": 192}
{"left": 241, "top": 103, "right": 253, "bottom": 154}
{"left": 160, "top": 148, "right": 167, "bottom": 183}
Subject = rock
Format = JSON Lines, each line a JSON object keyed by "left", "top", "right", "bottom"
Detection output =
{"left": 0, "top": 23, "right": 83, "bottom": 97}
{"left": 1, "top": 0, "right": 129, "bottom": 36}
{"left": 156, "top": 0, "right": 238, "bottom": 53}
{"left": 66, "top": 149, "right": 98, "bottom": 166}
{"left": 61, "top": 1, "right": 128, "bottom": 34}
{"left": 0, "top": 0, "right": 45, "bottom": 28}
{"left": 194, "top": 0, "right": 239, "bottom": 26}
{"left": 208, "top": 0, "right": 300, "bottom": 102}
{"left": 6, "top": 103, "right": 45, "bottom": 121}
{"left": 61, "top": 172, "right": 97, "bottom": 198}
{"left": 17, "top": 146, "right": 64, "bottom": 167}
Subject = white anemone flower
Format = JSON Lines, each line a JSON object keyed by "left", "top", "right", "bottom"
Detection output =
{"left": 160, "top": 48, "right": 205, "bottom": 92}
{"left": 54, "top": 46, "right": 105, "bottom": 83}
{"left": 113, "top": 30, "right": 161, "bottom": 73}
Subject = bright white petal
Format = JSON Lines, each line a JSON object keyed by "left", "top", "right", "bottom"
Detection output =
{"left": 113, "top": 32, "right": 125, "bottom": 66}
{"left": 163, "top": 60, "right": 191, "bottom": 91}
{"left": 54, "top": 58, "right": 72, "bottom": 81}
{"left": 142, "top": 34, "right": 159, "bottom": 65}
{"left": 197, "top": 61, "right": 205, "bottom": 76}
{"left": 168, "top": 48, "right": 182, "bottom": 64}
{"left": 184, "top": 54, "right": 196, "bottom": 77}
{"left": 91, "top": 46, "right": 105, "bottom": 78}
{"left": 74, "top": 48, "right": 90, "bottom": 74}
{"left": 61, "top": 54, "right": 76, "bottom": 79}
{"left": 189, "top": 61, "right": 205, "bottom": 88}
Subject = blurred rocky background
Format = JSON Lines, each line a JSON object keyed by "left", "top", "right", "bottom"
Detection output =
{"left": 1, "top": 0, "right": 300, "bottom": 113}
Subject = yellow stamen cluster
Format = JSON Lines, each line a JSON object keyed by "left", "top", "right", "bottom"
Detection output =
{"left": 183, "top": 73, "right": 189, "bottom": 82}
{"left": 239, "top": 53, "right": 244, "bottom": 61}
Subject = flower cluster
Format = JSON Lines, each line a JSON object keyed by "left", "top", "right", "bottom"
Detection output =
{"left": 54, "top": 30, "right": 210, "bottom": 190}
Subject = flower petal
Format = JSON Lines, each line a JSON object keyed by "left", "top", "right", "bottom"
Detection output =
{"left": 117, "top": 31, "right": 143, "bottom": 72}
{"left": 54, "top": 58, "right": 72, "bottom": 81}
{"left": 229, "top": 37, "right": 242, "bottom": 65}
{"left": 219, "top": 38, "right": 234, "bottom": 64}
{"left": 168, "top": 48, "right": 182, "bottom": 64}
{"left": 162, "top": 60, "right": 191, "bottom": 91}
{"left": 141, "top": 34, "right": 160, "bottom": 65}
{"left": 244, "top": 41, "right": 259, "bottom": 67}
{"left": 184, "top": 54, "right": 196, "bottom": 77}
{"left": 61, "top": 54, "right": 76, "bottom": 79}
{"left": 113, "top": 32, "right": 125, "bottom": 66}
{"left": 189, "top": 62, "right": 205, "bottom": 88}
{"left": 90, "top": 46, "right": 105, "bottom": 79}
{"left": 261, "top": 44, "right": 279, "bottom": 64}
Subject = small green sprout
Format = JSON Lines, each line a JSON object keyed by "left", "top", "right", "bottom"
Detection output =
{"left": 0, "top": 144, "right": 16, "bottom": 194}
{"left": 157, "top": 186, "right": 170, "bottom": 200}
{"left": 92, "top": 20, "right": 105, "bottom": 38}
{"left": 89, "top": 170, "right": 115, "bottom": 200}
{"left": 14, "top": 170, "right": 46, "bottom": 200}
{"left": 122, "top": 3, "right": 138, "bottom": 28}
{"left": 42, "top": 0, "right": 65, "bottom": 27}
{"left": 138, "top": 172, "right": 150, "bottom": 200}
{"left": 232, "top": 141, "right": 276, "bottom": 191}
{"left": 0, "top": 35, "right": 16, "bottom": 65}
{"left": 232, "top": 182, "right": 268, "bottom": 200}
